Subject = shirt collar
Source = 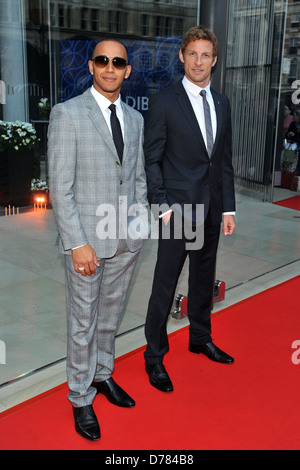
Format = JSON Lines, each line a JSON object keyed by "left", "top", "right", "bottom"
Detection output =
{"left": 91, "top": 86, "right": 122, "bottom": 112}
{"left": 182, "top": 75, "right": 211, "bottom": 97}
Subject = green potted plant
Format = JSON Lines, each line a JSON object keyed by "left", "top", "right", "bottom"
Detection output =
{"left": 0, "top": 120, "right": 38, "bottom": 207}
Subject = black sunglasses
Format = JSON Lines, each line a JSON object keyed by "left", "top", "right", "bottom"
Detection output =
{"left": 92, "top": 55, "right": 128, "bottom": 70}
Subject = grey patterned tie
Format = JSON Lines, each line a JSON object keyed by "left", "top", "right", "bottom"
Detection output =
{"left": 200, "top": 90, "right": 214, "bottom": 157}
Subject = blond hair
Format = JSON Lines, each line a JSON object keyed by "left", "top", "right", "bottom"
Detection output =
{"left": 181, "top": 25, "right": 218, "bottom": 57}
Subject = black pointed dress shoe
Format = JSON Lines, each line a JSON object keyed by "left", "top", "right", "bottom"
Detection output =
{"left": 73, "top": 405, "right": 100, "bottom": 441}
{"left": 92, "top": 377, "right": 135, "bottom": 408}
{"left": 145, "top": 362, "right": 174, "bottom": 392}
{"left": 189, "top": 341, "right": 234, "bottom": 364}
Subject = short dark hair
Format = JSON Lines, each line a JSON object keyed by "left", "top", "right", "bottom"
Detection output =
{"left": 92, "top": 39, "right": 128, "bottom": 60}
{"left": 181, "top": 25, "right": 218, "bottom": 57}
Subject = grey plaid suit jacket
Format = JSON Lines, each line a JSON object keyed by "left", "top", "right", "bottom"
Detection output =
{"left": 48, "top": 88, "right": 149, "bottom": 259}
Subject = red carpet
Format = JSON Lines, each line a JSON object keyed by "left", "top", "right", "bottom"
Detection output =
{"left": 274, "top": 195, "right": 300, "bottom": 211}
{"left": 1, "top": 276, "right": 300, "bottom": 450}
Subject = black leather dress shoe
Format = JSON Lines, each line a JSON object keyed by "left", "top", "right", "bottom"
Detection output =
{"left": 73, "top": 405, "right": 100, "bottom": 441}
{"left": 189, "top": 341, "right": 234, "bottom": 364}
{"left": 145, "top": 362, "right": 174, "bottom": 392}
{"left": 92, "top": 377, "right": 135, "bottom": 408}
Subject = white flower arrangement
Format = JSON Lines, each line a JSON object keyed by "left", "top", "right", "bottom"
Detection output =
{"left": 31, "top": 179, "right": 48, "bottom": 191}
{"left": 38, "top": 97, "right": 50, "bottom": 110}
{"left": 38, "top": 98, "right": 50, "bottom": 119}
{"left": 0, "top": 120, "right": 38, "bottom": 151}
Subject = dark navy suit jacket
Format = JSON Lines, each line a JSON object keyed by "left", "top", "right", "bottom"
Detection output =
{"left": 144, "top": 80, "right": 235, "bottom": 226}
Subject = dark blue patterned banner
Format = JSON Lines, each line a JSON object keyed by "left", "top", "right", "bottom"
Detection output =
{"left": 60, "top": 38, "right": 184, "bottom": 115}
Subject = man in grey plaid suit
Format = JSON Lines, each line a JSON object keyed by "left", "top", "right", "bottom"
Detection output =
{"left": 48, "top": 39, "right": 149, "bottom": 441}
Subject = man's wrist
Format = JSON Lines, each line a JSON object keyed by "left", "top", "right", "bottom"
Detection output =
{"left": 72, "top": 243, "right": 88, "bottom": 250}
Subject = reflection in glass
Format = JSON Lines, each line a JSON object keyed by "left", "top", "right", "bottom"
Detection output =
{"left": 0, "top": 0, "right": 197, "bottom": 386}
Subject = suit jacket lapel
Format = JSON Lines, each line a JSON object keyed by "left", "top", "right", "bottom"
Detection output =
{"left": 211, "top": 88, "right": 222, "bottom": 158}
{"left": 122, "top": 103, "right": 132, "bottom": 165}
{"left": 82, "top": 88, "right": 120, "bottom": 161}
{"left": 175, "top": 81, "right": 208, "bottom": 157}
{"left": 176, "top": 82, "right": 225, "bottom": 159}
{"left": 175, "top": 82, "right": 207, "bottom": 151}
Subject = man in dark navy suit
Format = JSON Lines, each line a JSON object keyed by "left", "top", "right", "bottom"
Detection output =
{"left": 144, "top": 25, "right": 236, "bottom": 392}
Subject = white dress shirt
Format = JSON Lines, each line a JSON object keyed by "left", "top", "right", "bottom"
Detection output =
{"left": 91, "top": 85, "right": 124, "bottom": 137}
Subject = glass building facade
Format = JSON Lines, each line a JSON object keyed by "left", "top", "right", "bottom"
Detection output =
{"left": 0, "top": 0, "right": 299, "bottom": 385}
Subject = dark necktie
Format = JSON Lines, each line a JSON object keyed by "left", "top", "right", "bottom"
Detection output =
{"left": 109, "top": 103, "right": 124, "bottom": 163}
{"left": 200, "top": 90, "right": 214, "bottom": 157}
